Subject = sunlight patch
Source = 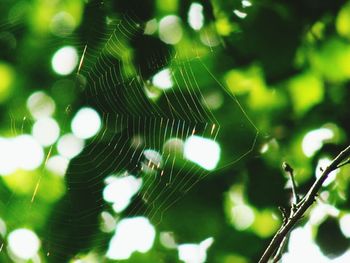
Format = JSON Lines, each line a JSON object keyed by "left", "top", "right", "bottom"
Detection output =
{"left": 159, "top": 15, "right": 183, "bottom": 44}
{"left": 188, "top": 3, "right": 204, "bottom": 31}
{"left": 46, "top": 155, "right": 69, "bottom": 176}
{"left": 233, "top": 10, "right": 247, "bottom": 19}
{"left": 71, "top": 107, "right": 101, "bottom": 139}
{"left": 50, "top": 11, "right": 76, "bottom": 37}
{"left": 231, "top": 204, "right": 255, "bottom": 230}
{"left": 163, "top": 138, "right": 184, "bottom": 156}
{"left": 27, "top": 91, "right": 56, "bottom": 119}
{"left": 144, "top": 18, "right": 157, "bottom": 35}
{"left": 315, "top": 157, "right": 339, "bottom": 186}
{"left": 106, "top": 217, "right": 155, "bottom": 260}
{"left": 14, "top": 135, "right": 44, "bottom": 171}
{"left": 184, "top": 135, "right": 220, "bottom": 170}
{"left": 32, "top": 117, "right": 60, "bottom": 146}
{"left": 281, "top": 223, "right": 350, "bottom": 262}
{"left": 242, "top": 0, "right": 252, "bottom": 7}
{"left": 8, "top": 228, "right": 40, "bottom": 260}
{"left": 309, "top": 201, "right": 338, "bottom": 226}
{"left": 202, "top": 91, "right": 224, "bottom": 110}
{"left": 103, "top": 175, "right": 142, "bottom": 213}
{"left": 302, "top": 128, "right": 334, "bottom": 157}
{"left": 57, "top": 133, "right": 84, "bottom": 159}
{"left": 160, "top": 232, "right": 177, "bottom": 249}
{"left": 281, "top": 224, "right": 330, "bottom": 263}
{"left": 339, "top": 214, "right": 350, "bottom": 238}
{"left": 0, "top": 135, "right": 44, "bottom": 175}
{"left": 51, "top": 46, "right": 78, "bottom": 75}
{"left": 178, "top": 237, "right": 214, "bottom": 263}
{"left": 0, "top": 138, "right": 17, "bottom": 175}
{"left": 152, "top": 68, "right": 173, "bottom": 90}
{"left": 142, "top": 149, "right": 163, "bottom": 173}
{"left": 100, "top": 211, "right": 117, "bottom": 233}
{"left": 199, "top": 27, "right": 220, "bottom": 47}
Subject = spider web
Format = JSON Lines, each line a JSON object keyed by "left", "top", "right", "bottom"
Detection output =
{"left": 71, "top": 14, "right": 259, "bottom": 223}
{"left": 0, "top": 8, "right": 259, "bottom": 262}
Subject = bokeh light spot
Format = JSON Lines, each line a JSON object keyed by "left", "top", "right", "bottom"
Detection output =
{"left": 315, "top": 157, "right": 339, "bottom": 186}
{"left": 199, "top": 27, "right": 220, "bottom": 47}
{"left": 144, "top": 18, "right": 157, "bottom": 35}
{"left": 8, "top": 228, "right": 40, "bottom": 260}
{"left": 302, "top": 128, "right": 334, "bottom": 157}
{"left": 160, "top": 232, "right": 177, "bottom": 249}
{"left": 103, "top": 175, "right": 142, "bottom": 213}
{"left": 233, "top": 10, "right": 247, "bottom": 19}
{"left": 143, "top": 149, "right": 163, "bottom": 168}
{"left": 159, "top": 15, "right": 183, "bottom": 44}
{"left": 46, "top": 155, "right": 69, "bottom": 176}
{"left": 106, "top": 217, "right": 155, "bottom": 260}
{"left": 32, "top": 117, "right": 60, "bottom": 146}
{"left": 71, "top": 107, "right": 101, "bottom": 139}
{"left": 50, "top": 11, "right": 76, "bottom": 37}
{"left": 14, "top": 135, "right": 44, "bottom": 170}
{"left": 51, "top": 46, "right": 78, "bottom": 75}
{"left": 282, "top": 225, "right": 324, "bottom": 262}
{"left": 178, "top": 237, "right": 214, "bottom": 263}
{"left": 339, "top": 214, "right": 350, "bottom": 238}
{"left": 188, "top": 3, "right": 204, "bottom": 31}
{"left": 27, "top": 91, "right": 56, "bottom": 119}
{"left": 152, "top": 68, "right": 173, "bottom": 90}
{"left": 202, "top": 91, "right": 224, "bottom": 110}
{"left": 163, "top": 137, "right": 184, "bottom": 156}
{"left": 231, "top": 205, "right": 255, "bottom": 230}
{"left": 242, "top": 0, "right": 252, "bottom": 7}
{"left": 0, "top": 137, "right": 17, "bottom": 175}
{"left": 184, "top": 136, "right": 220, "bottom": 170}
{"left": 100, "top": 211, "right": 117, "bottom": 233}
{"left": 57, "top": 133, "right": 84, "bottom": 159}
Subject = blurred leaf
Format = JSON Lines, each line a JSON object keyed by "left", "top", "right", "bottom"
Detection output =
{"left": 288, "top": 71, "right": 324, "bottom": 117}
{"left": 310, "top": 38, "right": 350, "bottom": 82}
{"left": 336, "top": 2, "right": 350, "bottom": 40}
{"left": 156, "top": 0, "right": 178, "bottom": 14}
{"left": 251, "top": 209, "right": 280, "bottom": 238}
{"left": 221, "top": 253, "right": 248, "bottom": 263}
{"left": 0, "top": 62, "right": 15, "bottom": 102}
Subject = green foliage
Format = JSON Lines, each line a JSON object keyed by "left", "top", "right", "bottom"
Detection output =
{"left": 0, "top": 0, "right": 349, "bottom": 262}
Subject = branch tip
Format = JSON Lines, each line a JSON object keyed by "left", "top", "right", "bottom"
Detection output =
{"left": 258, "top": 145, "right": 350, "bottom": 263}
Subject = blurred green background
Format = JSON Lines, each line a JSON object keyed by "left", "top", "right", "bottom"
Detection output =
{"left": 0, "top": 0, "right": 350, "bottom": 262}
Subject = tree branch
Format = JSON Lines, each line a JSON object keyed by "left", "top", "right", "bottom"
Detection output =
{"left": 258, "top": 145, "right": 350, "bottom": 263}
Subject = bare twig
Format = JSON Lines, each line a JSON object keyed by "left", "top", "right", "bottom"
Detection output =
{"left": 258, "top": 145, "right": 350, "bottom": 263}
{"left": 271, "top": 235, "right": 287, "bottom": 263}
{"left": 337, "top": 158, "right": 350, "bottom": 169}
{"left": 278, "top": 206, "right": 288, "bottom": 226}
{"left": 272, "top": 163, "right": 299, "bottom": 261}
{"left": 282, "top": 162, "right": 299, "bottom": 204}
